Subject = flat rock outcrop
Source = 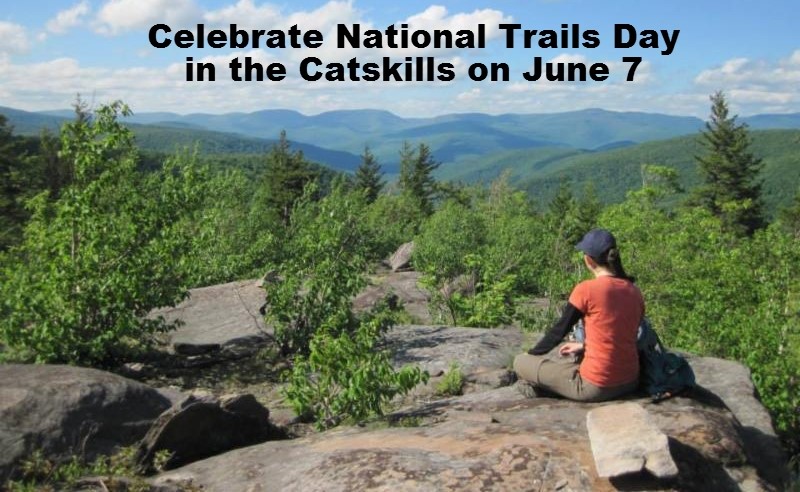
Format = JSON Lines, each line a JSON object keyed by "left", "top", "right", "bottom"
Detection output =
{"left": 154, "top": 322, "right": 788, "bottom": 491}
{"left": 150, "top": 280, "right": 271, "bottom": 357}
{"left": 0, "top": 364, "right": 173, "bottom": 482}
{"left": 386, "top": 325, "right": 521, "bottom": 397}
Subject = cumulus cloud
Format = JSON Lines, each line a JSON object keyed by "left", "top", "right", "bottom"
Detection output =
{"left": 94, "top": 0, "right": 201, "bottom": 35}
{"left": 0, "top": 21, "right": 30, "bottom": 55}
{"left": 204, "top": 0, "right": 282, "bottom": 27}
{"left": 403, "top": 5, "right": 511, "bottom": 40}
{"left": 46, "top": 1, "right": 91, "bottom": 34}
{"left": 694, "top": 50, "right": 800, "bottom": 113}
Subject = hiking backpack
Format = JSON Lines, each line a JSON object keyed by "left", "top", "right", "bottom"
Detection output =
{"left": 636, "top": 318, "right": 696, "bottom": 401}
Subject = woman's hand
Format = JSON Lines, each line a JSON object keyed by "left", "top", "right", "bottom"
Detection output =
{"left": 558, "top": 342, "right": 584, "bottom": 357}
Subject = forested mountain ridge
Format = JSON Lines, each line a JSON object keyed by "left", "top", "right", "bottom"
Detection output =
{"left": 445, "top": 129, "right": 800, "bottom": 214}
{"left": 5, "top": 105, "right": 800, "bottom": 169}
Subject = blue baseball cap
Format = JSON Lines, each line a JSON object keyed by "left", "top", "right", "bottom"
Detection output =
{"left": 575, "top": 229, "right": 616, "bottom": 258}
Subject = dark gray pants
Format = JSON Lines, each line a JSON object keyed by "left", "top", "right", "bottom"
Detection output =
{"left": 513, "top": 345, "right": 638, "bottom": 402}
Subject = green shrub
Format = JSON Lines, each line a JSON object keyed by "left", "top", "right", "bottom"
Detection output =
{"left": 436, "top": 361, "right": 464, "bottom": 396}
{"left": 264, "top": 184, "right": 371, "bottom": 356}
{"left": 0, "top": 103, "right": 203, "bottom": 364}
{"left": 5, "top": 447, "right": 176, "bottom": 492}
{"left": 283, "top": 307, "right": 428, "bottom": 429}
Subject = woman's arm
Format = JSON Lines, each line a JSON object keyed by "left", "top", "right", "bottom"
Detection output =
{"left": 528, "top": 303, "right": 583, "bottom": 355}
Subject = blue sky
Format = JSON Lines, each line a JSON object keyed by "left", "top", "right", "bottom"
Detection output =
{"left": 1, "top": 0, "right": 798, "bottom": 117}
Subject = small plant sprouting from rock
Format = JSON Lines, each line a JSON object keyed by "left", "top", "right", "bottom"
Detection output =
{"left": 436, "top": 361, "right": 464, "bottom": 397}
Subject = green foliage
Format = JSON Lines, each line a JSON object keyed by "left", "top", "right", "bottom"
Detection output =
{"left": 694, "top": 91, "right": 766, "bottom": 235}
{"left": 0, "top": 114, "right": 27, "bottom": 250}
{"left": 600, "top": 177, "right": 799, "bottom": 440}
{"left": 182, "top": 167, "right": 281, "bottom": 286}
{"left": 0, "top": 102, "right": 201, "bottom": 364}
{"left": 453, "top": 266, "right": 516, "bottom": 327}
{"left": 519, "top": 129, "right": 800, "bottom": 216}
{"left": 399, "top": 141, "right": 440, "bottom": 215}
{"left": 436, "top": 361, "right": 464, "bottom": 396}
{"left": 414, "top": 199, "right": 485, "bottom": 283}
{"left": 354, "top": 145, "right": 384, "bottom": 203}
{"left": 283, "top": 306, "right": 428, "bottom": 429}
{"left": 363, "top": 192, "right": 425, "bottom": 259}
{"left": 264, "top": 183, "right": 371, "bottom": 356}
{"left": 414, "top": 177, "right": 546, "bottom": 327}
{"left": 258, "top": 130, "right": 318, "bottom": 226}
{"left": 778, "top": 185, "right": 800, "bottom": 238}
{"left": 5, "top": 447, "right": 176, "bottom": 492}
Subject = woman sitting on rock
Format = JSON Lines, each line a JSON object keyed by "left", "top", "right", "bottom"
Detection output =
{"left": 514, "top": 229, "right": 643, "bottom": 402}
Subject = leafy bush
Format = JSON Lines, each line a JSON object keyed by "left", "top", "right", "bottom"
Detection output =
{"left": 283, "top": 306, "right": 428, "bottom": 429}
{"left": 436, "top": 361, "right": 464, "bottom": 396}
{"left": 0, "top": 102, "right": 203, "bottom": 364}
{"left": 264, "top": 184, "right": 372, "bottom": 356}
{"left": 601, "top": 180, "right": 799, "bottom": 439}
{"left": 182, "top": 168, "right": 281, "bottom": 286}
{"left": 362, "top": 192, "right": 425, "bottom": 259}
{"left": 5, "top": 447, "right": 176, "bottom": 492}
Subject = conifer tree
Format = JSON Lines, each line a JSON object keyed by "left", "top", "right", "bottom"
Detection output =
{"left": 259, "top": 130, "right": 317, "bottom": 226}
{"left": 695, "top": 91, "right": 765, "bottom": 236}
{"left": 778, "top": 186, "right": 800, "bottom": 238}
{"left": 354, "top": 145, "right": 384, "bottom": 203}
{"left": 398, "top": 141, "right": 439, "bottom": 215}
{"left": 0, "top": 114, "right": 24, "bottom": 250}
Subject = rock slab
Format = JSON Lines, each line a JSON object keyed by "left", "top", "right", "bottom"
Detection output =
{"left": 388, "top": 241, "right": 414, "bottom": 272}
{"left": 150, "top": 280, "right": 270, "bottom": 356}
{"left": 154, "top": 326, "right": 781, "bottom": 491}
{"left": 586, "top": 402, "right": 678, "bottom": 479}
{"left": 0, "top": 364, "right": 172, "bottom": 482}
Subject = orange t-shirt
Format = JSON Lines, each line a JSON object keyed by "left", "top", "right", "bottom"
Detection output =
{"left": 568, "top": 276, "right": 644, "bottom": 387}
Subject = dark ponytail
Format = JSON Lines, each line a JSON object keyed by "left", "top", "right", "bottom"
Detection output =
{"left": 591, "top": 247, "right": 635, "bottom": 282}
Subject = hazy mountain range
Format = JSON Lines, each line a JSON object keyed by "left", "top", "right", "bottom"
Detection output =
{"left": 3, "top": 105, "right": 799, "bottom": 211}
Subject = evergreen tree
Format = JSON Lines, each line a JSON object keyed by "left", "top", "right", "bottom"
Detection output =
{"left": 778, "top": 186, "right": 800, "bottom": 238}
{"left": 575, "top": 183, "right": 602, "bottom": 237}
{"left": 258, "top": 130, "right": 317, "bottom": 226}
{"left": 546, "top": 178, "right": 578, "bottom": 241}
{"left": 0, "top": 114, "right": 25, "bottom": 250}
{"left": 695, "top": 91, "right": 765, "bottom": 236}
{"left": 398, "top": 141, "right": 439, "bottom": 215}
{"left": 354, "top": 145, "right": 383, "bottom": 203}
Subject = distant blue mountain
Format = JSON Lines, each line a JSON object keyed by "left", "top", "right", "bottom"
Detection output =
{"left": 3, "top": 105, "right": 799, "bottom": 174}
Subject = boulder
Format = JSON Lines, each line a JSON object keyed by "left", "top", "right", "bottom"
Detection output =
{"left": 352, "top": 271, "right": 432, "bottom": 324}
{"left": 136, "top": 393, "right": 287, "bottom": 472}
{"left": 385, "top": 325, "right": 522, "bottom": 397}
{"left": 439, "top": 273, "right": 477, "bottom": 300}
{"left": 388, "top": 242, "right": 414, "bottom": 272}
{"left": 0, "top": 364, "right": 173, "bottom": 482}
{"left": 152, "top": 325, "right": 788, "bottom": 492}
{"left": 149, "top": 280, "right": 271, "bottom": 358}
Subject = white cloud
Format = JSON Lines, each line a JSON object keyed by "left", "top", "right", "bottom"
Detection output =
{"left": 0, "top": 21, "right": 30, "bottom": 55}
{"left": 403, "top": 5, "right": 511, "bottom": 40}
{"left": 94, "top": 0, "right": 201, "bottom": 35}
{"left": 46, "top": 1, "right": 91, "bottom": 34}
{"left": 204, "top": 0, "right": 281, "bottom": 27}
{"left": 693, "top": 50, "right": 800, "bottom": 113}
